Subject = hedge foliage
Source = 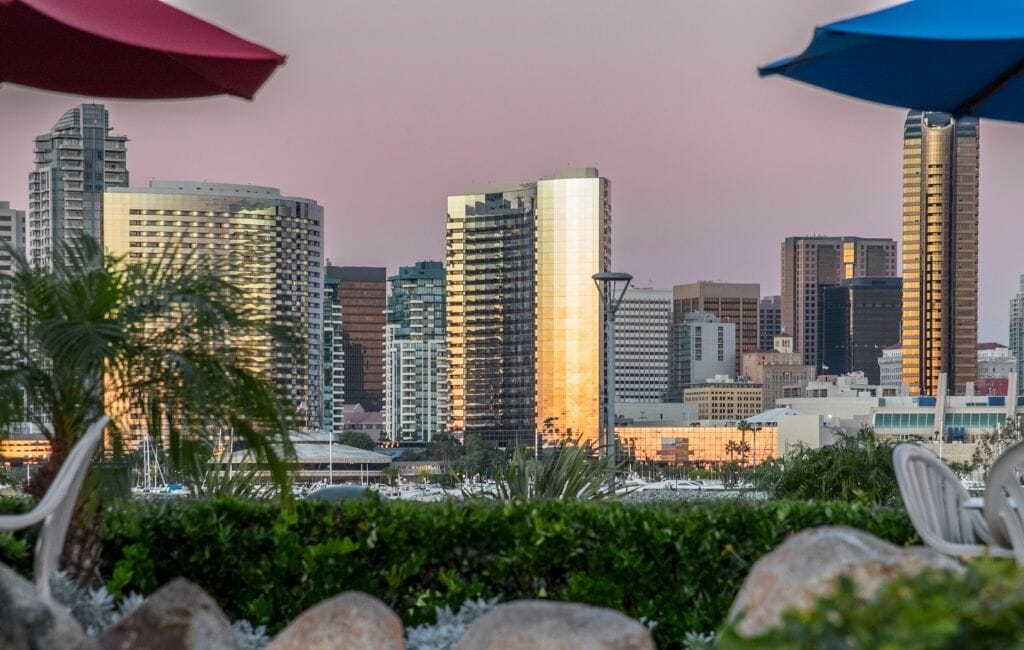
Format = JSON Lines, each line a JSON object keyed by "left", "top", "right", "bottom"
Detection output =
{"left": 92, "top": 497, "right": 914, "bottom": 648}
{"left": 718, "top": 558, "right": 1024, "bottom": 649}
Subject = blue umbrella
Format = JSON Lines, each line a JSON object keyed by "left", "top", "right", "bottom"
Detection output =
{"left": 759, "top": 0, "right": 1024, "bottom": 122}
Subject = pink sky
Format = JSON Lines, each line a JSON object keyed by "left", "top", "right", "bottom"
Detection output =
{"left": 2, "top": 0, "right": 1024, "bottom": 343}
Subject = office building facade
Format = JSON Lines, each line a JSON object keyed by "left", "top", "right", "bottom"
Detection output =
{"left": 781, "top": 236, "right": 897, "bottom": 371}
{"left": 673, "top": 282, "right": 758, "bottom": 376}
{"left": 759, "top": 295, "right": 782, "bottom": 351}
{"left": 330, "top": 266, "right": 386, "bottom": 412}
{"left": 29, "top": 104, "right": 128, "bottom": 269}
{"left": 384, "top": 261, "right": 447, "bottom": 442}
{"left": 901, "top": 110, "right": 979, "bottom": 396}
{"left": 614, "top": 287, "right": 671, "bottom": 403}
{"left": 820, "top": 277, "right": 903, "bottom": 384}
{"left": 104, "top": 181, "right": 324, "bottom": 438}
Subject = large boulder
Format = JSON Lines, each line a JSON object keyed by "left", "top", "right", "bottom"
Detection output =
{"left": 101, "top": 577, "right": 237, "bottom": 650}
{"left": 728, "top": 525, "right": 963, "bottom": 637}
{"left": 266, "top": 591, "right": 403, "bottom": 650}
{"left": 0, "top": 562, "right": 96, "bottom": 650}
{"left": 455, "top": 600, "right": 654, "bottom": 650}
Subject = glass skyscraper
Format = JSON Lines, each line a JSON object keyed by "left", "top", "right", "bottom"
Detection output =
{"left": 28, "top": 104, "right": 128, "bottom": 269}
{"left": 446, "top": 168, "right": 610, "bottom": 448}
{"left": 901, "top": 111, "right": 979, "bottom": 396}
{"left": 384, "top": 261, "right": 447, "bottom": 442}
{"left": 103, "top": 181, "right": 324, "bottom": 440}
{"left": 1009, "top": 276, "right": 1024, "bottom": 396}
{"left": 330, "top": 266, "right": 386, "bottom": 412}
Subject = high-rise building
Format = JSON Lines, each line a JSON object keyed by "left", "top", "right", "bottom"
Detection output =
{"left": 781, "top": 236, "right": 897, "bottom": 371}
{"left": 901, "top": 111, "right": 979, "bottom": 396}
{"left": 535, "top": 169, "right": 610, "bottom": 447}
{"left": 104, "top": 181, "right": 324, "bottom": 438}
{"left": 1009, "top": 275, "right": 1024, "bottom": 395}
{"left": 820, "top": 277, "right": 903, "bottom": 384}
{"left": 322, "top": 268, "right": 345, "bottom": 434}
{"left": 672, "top": 282, "right": 759, "bottom": 375}
{"left": 759, "top": 295, "right": 782, "bottom": 351}
{"left": 0, "top": 202, "right": 25, "bottom": 305}
{"left": 742, "top": 349, "right": 815, "bottom": 411}
{"left": 446, "top": 168, "right": 609, "bottom": 448}
{"left": 666, "top": 312, "right": 737, "bottom": 401}
{"left": 446, "top": 183, "right": 536, "bottom": 446}
{"left": 614, "top": 287, "right": 671, "bottom": 403}
{"left": 384, "top": 261, "right": 447, "bottom": 442}
{"left": 330, "top": 266, "right": 386, "bottom": 412}
{"left": 878, "top": 344, "right": 904, "bottom": 389}
{"left": 29, "top": 104, "right": 128, "bottom": 269}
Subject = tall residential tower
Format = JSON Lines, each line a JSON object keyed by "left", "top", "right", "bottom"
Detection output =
{"left": 901, "top": 111, "right": 979, "bottom": 396}
{"left": 384, "top": 261, "right": 447, "bottom": 442}
{"left": 29, "top": 104, "right": 128, "bottom": 268}
{"left": 331, "top": 267, "right": 387, "bottom": 412}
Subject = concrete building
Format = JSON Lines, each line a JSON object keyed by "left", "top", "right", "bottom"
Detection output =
{"left": 447, "top": 168, "right": 610, "bottom": 448}
{"left": 614, "top": 287, "right": 671, "bottom": 403}
{"left": 977, "top": 343, "right": 1015, "bottom": 396}
{"left": 672, "top": 282, "right": 758, "bottom": 375}
{"left": 615, "top": 402, "right": 698, "bottom": 426}
{"left": 683, "top": 378, "right": 762, "bottom": 421}
{"left": 330, "top": 266, "right": 386, "bottom": 412}
{"left": 901, "top": 111, "right": 979, "bottom": 396}
{"left": 1010, "top": 275, "right": 1024, "bottom": 395}
{"left": 759, "top": 295, "right": 782, "bottom": 351}
{"left": 879, "top": 344, "right": 904, "bottom": 390}
{"left": 384, "top": 261, "right": 447, "bottom": 442}
{"left": 322, "top": 269, "right": 345, "bottom": 434}
{"left": 781, "top": 236, "right": 897, "bottom": 371}
{"left": 743, "top": 350, "right": 816, "bottom": 411}
{"left": 820, "top": 277, "right": 903, "bottom": 384}
{"left": 343, "top": 403, "right": 385, "bottom": 441}
{"left": 226, "top": 430, "right": 392, "bottom": 484}
{"left": 29, "top": 104, "right": 128, "bottom": 269}
{"left": 666, "top": 312, "right": 736, "bottom": 400}
{"left": 0, "top": 202, "right": 25, "bottom": 305}
{"left": 104, "top": 181, "right": 324, "bottom": 439}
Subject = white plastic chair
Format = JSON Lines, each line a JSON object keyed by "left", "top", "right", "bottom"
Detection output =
{"left": 0, "top": 415, "right": 108, "bottom": 602}
{"left": 893, "top": 444, "right": 1012, "bottom": 559}
{"left": 983, "top": 439, "right": 1024, "bottom": 564}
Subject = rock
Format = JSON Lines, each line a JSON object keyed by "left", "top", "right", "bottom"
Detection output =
{"left": 101, "top": 577, "right": 237, "bottom": 650}
{"left": 728, "top": 525, "right": 963, "bottom": 637}
{"left": 455, "top": 600, "right": 655, "bottom": 650}
{"left": 0, "top": 562, "right": 97, "bottom": 649}
{"left": 266, "top": 591, "right": 403, "bottom": 650}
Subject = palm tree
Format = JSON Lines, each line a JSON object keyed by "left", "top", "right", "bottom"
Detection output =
{"left": 0, "top": 236, "right": 295, "bottom": 578}
{"left": 737, "top": 420, "right": 753, "bottom": 464}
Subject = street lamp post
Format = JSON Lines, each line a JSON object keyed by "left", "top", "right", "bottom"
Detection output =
{"left": 592, "top": 271, "right": 632, "bottom": 466}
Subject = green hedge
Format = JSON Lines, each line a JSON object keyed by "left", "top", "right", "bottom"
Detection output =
{"left": 96, "top": 498, "right": 915, "bottom": 648}
{"left": 717, "top": 559, "right": 1024, "bottom": 649}
{"left": 0, "top": 497, "right": 36, "bottom": 578}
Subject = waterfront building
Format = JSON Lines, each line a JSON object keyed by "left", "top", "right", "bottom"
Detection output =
{"left": 781, "top": 236, "right": 897, "bottom": 370}
{"left": 820, "top": 277, "right": 903, "bottom": 384}
{"left": 103, "top": 181, "right": 324, "bottom": 440}
{"left": 384, "top": 261, "right": 447, "bottom": 442}
{"left": 901, "top": 110, "right": 979, "bottom": 396}
{"left": 672, "top": 282, "right": 758, "bottom": 376}
{"left": 614, "top": 287, "right": 671, "bottom": 402}
{"left": 446, "top": 168, "right": 610, "bottom": 448}
{"left": 29, "top": 104, "right": 128, "bottom": 269}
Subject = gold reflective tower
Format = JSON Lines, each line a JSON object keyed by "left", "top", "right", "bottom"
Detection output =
{"left": 901, "top": 111, "right": 979, "bottom": 396}
{"left": 446, "top": 168, "right": 610, "bottom": 448}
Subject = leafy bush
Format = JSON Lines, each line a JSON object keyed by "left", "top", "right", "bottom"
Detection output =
{"left": 749, "top": 428, "right": 899, "bottom": 505}
{"left": 716, "top": 558, "right": 1024, "bottom": 649}
{"left": 0, "top": 497, "right": 35, "bottom": 577}
{"left": 99, "top": 497, "right": 915, "bottom": 648}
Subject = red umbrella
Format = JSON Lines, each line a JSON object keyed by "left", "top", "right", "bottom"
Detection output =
{"left": 0, "top": 0, "right": 285, "bottom": 99}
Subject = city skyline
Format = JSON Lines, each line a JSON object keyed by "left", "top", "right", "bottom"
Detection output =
{"left": 3, "top": 0, "right": 1024, "bottom": 343}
